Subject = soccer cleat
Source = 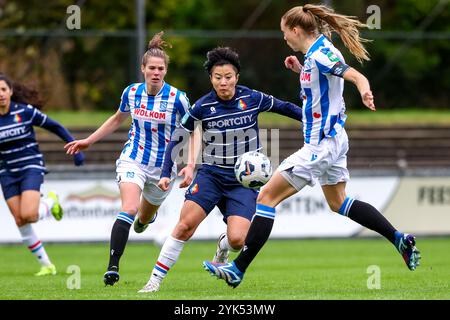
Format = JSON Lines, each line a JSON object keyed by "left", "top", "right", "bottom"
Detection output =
{"left": 35, "top": 264, "right": 57, "bottom": 276}
{"left": 138, "top": 279, "right": 160, "bottom": 293}
{"left": 104, "top": 267, "right": 120, "bottom": 286}
{"left": 133, "top": 212, "right": 158, "bottom": 234}
{"left": 212, "top": 233, "right": 229, "bottom": 263}
{"left": 47, "top": 191, "right": 63, "bottom": 221}
{"left": 203, "top": 261, "right": 244, "bottom": 288}
{"left": 395, "top": 233, "right": 421, "bottom": 271}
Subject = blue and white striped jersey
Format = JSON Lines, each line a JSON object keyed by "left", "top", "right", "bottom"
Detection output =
{"left": 300, "top": 34, "right": 350, "bottom": 146}
{"left": 0, "top": 103, "right": 58, "bottom": 174}
{"left": 119, "top": 82, "right": 190, "bottom": 167}
{"left": 181, "top": 85, "right": 302, "bottom": 170}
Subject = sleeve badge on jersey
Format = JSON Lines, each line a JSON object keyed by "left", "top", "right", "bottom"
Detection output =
{"left": 326, "top": 52, "right": 339, "bottom": 63}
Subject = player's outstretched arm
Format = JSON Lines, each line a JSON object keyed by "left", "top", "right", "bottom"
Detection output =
{"left": 343, "top": 67, "right": 376, "bottom": 111}
{"left": 38, "top": 114, "right": 85, "bottom": 165}
{"left": 257, "top": 90, "right": 302, "bottom": 122}
{"left": 267, "top": 97, "right": 303, "bottom": 122}
{"left": 64, "top": 110, "right": 128, "bottom": 154}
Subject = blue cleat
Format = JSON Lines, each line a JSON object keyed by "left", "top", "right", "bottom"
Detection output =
{"left": 203, "top": 261, "right": 244, "bottom": 288}
{"left": 395, "top": 233, "right": 421, "bottom": 271}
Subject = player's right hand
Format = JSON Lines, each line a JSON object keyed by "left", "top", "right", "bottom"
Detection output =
{"left": 284, "top": 55, "right": 302, "bottom": 73}
{"left": 178, "top": 165, "right": 194, "bottom": 188}
{"left": 158, "top": 177, "right": 171, "bottom": 191}
{"left": 64, "top": 139, "right": 91, "bottom": 155}
{"left": 362, "top": 90, "right": 376, "bottom": 111}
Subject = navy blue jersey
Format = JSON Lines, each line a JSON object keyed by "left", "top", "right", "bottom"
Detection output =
{"left": 0, "top": 102, "right": 75, "bottom": 174}
{"left": 181, "top": 85, "right": 302, "bottom": 170}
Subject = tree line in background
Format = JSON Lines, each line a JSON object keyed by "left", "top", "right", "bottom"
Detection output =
{"left": 0, "top": 0, "right": 448, "bottom": 111}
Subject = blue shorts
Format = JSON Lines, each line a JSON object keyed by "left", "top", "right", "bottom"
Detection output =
{"left": 0, "top": 169, "right": 44, "bottom": 200}
{"left": 185, "top": 165, "right": 258, "bottom": 222}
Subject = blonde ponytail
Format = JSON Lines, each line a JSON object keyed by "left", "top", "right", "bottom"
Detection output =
{"left": 282, "top": 4, "right": 371, "bottom": 64}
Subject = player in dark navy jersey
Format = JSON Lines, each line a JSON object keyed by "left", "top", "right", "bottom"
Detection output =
{"left": 138, "top": 47, "right": 303, "bottom": 293}
{"left": 0, "top": 74, "right": 84, "bottom": 276}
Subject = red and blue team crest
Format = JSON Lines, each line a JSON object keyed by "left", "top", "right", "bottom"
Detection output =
{"left": 189, "top": 183, "right": 199, "bottom": 195}
{"left": 14, "top": 114, "right": 22, "bottom": 123}
{"left": 238, "top": 99, "right": 247, "bottom": 110}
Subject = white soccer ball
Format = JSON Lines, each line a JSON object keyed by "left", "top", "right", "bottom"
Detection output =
{"left": 234, "top": 151, "right": 272, "bottom": 189}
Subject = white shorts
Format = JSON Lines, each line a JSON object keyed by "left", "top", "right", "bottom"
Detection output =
{"left": 115, "top": 158, "right": 175, "bottom": 206}
{"left": 278, "top": 130, "right": 350, "bottom": 190}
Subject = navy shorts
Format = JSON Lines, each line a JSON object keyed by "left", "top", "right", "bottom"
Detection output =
{"left": 185, "top": 165, "right": 258, "bottom": 222}
{"left": 0, "top": 169, "right": 44, "bottom": 200}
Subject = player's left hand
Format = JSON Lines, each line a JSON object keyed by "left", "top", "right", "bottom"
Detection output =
{"left": 73, "top": 151, "right": 85, "bottom": 166}
{"left": 284, "top": 55, "right": 302, "bottom": 73}
{"left": 362, "top": 90, "right": 376, "bottom": 111}
{"left": 158, "top": 177, "right": 171, "bottom": 191}
{"left": 178, "top": 165, "right": 194, "bottom": 188}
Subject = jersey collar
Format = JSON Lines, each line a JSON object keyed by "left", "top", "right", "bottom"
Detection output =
{"left": 304, "top": 34, "right": 326, "bottom": 59}
{"left": 146, "top": 81, "right": 167, "bottom": 97}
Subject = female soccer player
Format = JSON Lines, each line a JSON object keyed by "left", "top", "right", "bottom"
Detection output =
{"left": 0, "top": 74, "right": 84, "bottom": 276}
{"left": 65, "top": 32, "right": 192, "bottom": 286}
{"left": 138, "top": 46, "right": 303, "bottom": 293}
{"left": 204, "top": 4, "right": 421, "bottom": 288}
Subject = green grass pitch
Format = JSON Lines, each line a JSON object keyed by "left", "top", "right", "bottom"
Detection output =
{"left": 0, "top": 238, "right": 448, "bottom": 300}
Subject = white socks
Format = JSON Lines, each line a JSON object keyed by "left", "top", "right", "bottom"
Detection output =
{"left": 18, "top": 224, "right": 52, "bottom": 266}
{"left": 38, "top": 196, "right": 55, "bottom": 220}
{"left": 219, "top": 234, "right": 240, "bottom": 252}
{"left": 150, "top": 236, "right": 185, "bottom": 284}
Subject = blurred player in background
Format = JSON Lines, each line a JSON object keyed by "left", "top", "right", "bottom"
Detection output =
{"left": 138, "top": 47, "right": 303, "bottom": 293}
{"left": 65, "top": 32, "right": 192, "bottom": 286}
{"left": 204, "top": 3, "right": 421, "bottom": 288}
{"left": 0, "top": 74, "right": 84, "bottom": 276}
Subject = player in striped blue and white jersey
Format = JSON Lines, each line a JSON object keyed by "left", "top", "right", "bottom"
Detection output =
{"left": 138, "top": 47, "right": 303, "bottom": 293}
{"left": 205, "top": 4, "right": 421, "bottom": 288}
{"left": 65, "top": 32, "right": 192, "bottom": 286}
{"left": 118, "top": 81, "right": 189, "bottom": 168}
{"left": 0, "top": 74, "right": 84, "bottom": 276}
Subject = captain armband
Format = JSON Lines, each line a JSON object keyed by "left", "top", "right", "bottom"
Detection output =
{"left": 330, "top": 61, "right": 350, "bottom": 78}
